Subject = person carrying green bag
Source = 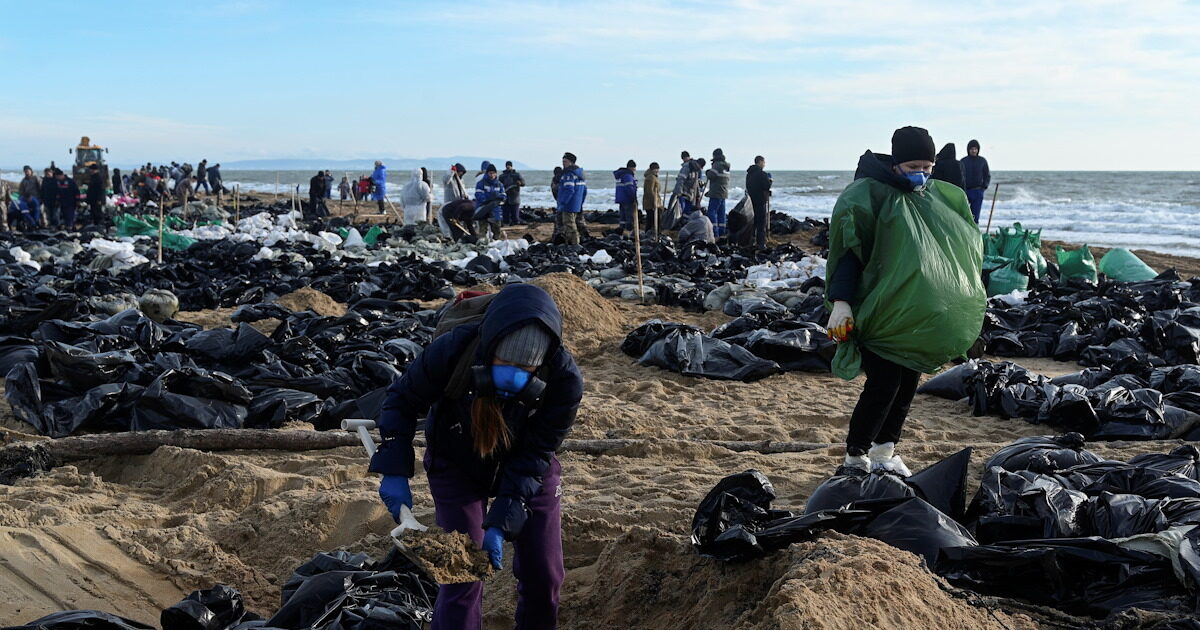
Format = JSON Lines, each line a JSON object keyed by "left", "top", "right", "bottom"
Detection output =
{"left": 825, "top": 126, "right": 986, "bottom": 476}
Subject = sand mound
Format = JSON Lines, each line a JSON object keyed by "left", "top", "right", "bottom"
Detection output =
{"left": 529, "top": 273, "right": 624, "bottom": 354}
{"left": 273, "top": 287, "right": 347, "bottom": 317}
{"left": 559, "top": 528, "right": 1036, "bottom": 630}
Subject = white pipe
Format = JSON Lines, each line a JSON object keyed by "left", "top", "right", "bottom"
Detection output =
{"left": 341, "top": 418, "right": 377, "bottom": 457}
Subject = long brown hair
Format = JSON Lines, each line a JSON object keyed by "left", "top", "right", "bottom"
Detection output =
{"left": 471, "top": 395, "right": 511, "bottom": 457}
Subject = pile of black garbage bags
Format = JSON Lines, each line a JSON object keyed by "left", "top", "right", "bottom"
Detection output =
{"left": 918, "top": 359, "right": 1200, "bottom": 441}
{"left": 3, "top": 301, "right": 434, "bottom": 437}
{"left": 981, "top": 270, "right": 1200, "bottom": 368}
{"left": 2, "top": 546, "right": 437, "bottom": 630}
{"left": 693, "top": 434, "right": 1200, "bottom": 620}
{"left": 621, "top": 303, "right": 835, "bottom": 382}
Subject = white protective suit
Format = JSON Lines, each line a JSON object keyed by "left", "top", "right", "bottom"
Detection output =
{"left": 399, "top": 168, "right": 431, "bottom": 224}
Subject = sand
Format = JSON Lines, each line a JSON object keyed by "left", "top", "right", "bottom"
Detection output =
{"left": 399, "top": 528, "right": 495, "bottom": 584}
{"left": 2, "top": 264, "right": 1196, "bottom": 628}
{"left": 273, "top": 287, "right": 348, "bottom": 317}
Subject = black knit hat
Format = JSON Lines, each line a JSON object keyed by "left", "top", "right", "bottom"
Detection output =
{"left": 486, "top": 163, "right": 497, "bottom": 173}
{"left": 563, "top": 152, "right": 577, "bottom": 163}
{"left": 626, "top": 159, "right": 636, "bottom": 168}
{"left": 891, "top": 126, "right": 936, "bottom": 164}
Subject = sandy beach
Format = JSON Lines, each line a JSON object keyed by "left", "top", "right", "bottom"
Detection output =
{"left": 1, "top": 214, "right": 1193, "bottom": 628}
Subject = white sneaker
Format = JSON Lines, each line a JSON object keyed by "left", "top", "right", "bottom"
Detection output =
{"left": 868, "top": 442, "right": 912, "bottom": 477}
{"left": 840, "top": 453, "right": 871, "bottom": 474}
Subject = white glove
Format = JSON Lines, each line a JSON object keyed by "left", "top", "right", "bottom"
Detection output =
{"left": 826, "top": 301, "right": 854, "bottom": 342}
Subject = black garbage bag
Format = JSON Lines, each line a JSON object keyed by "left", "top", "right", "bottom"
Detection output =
{"left": 1083, "top": 492, "right": 1170, "bottom": 538}
{"left": 736, "top": 325, "right": 835, "bottom": 372}
{"left": 726, "top": 197, "right": 755, "bottom": 247}
{"left": 1050, "top": 367, "right": 1114, "bottom": 389}
{"left": 915, "top": 361, "right": 978, "bottom": 400}
{"left": 853, "top": 496, "right": 978, "bottom": 566}
{"left": 968, "top": 467, "right": 1089, "bottom": 543}
{"left": 803, "top": 468, "right": 915, "bottom": 514}
{"left": 1081, "top": 466, "right": 1200, "bottom": 500}
{"left": 1037, "top": 386, "right": 1101, "bottom": 435}
{"left": 184, "top": 324, "right": 273, "bottom": 364}
{"left": 937, "top": 535, "right": 1196, "bottom": 617}
{"left": 161, "top": 584, "right": 249, "bottom": 630}
{"left": 1151, "top": 365, "right": 1200, "bottom": 394}
{"left": 246, "top": 388, "right": 325, "bottom": 429}
{"left": 1080, "top": 338, "right": 1154, "bottom": 368}
{"left": 268, "top": 549, "right": 435, "bottom": 630}
{"left": 43, "top": 340, "right": 137, "bottom": 390}
{"left": 1128, "top": 445, "right": 1200, "bottom": 481}
{"left": 0, "top": 335, "right": 39, "bottom": 376}
{"left": 998, "top": 382, "right": 1056, "bottom": 420}
{"left": 634, "top": 325, "right": 780, "bottom": 382}
{"left": 130, "top": 368, "right": 249, "bottom": 431}
{"left": 965, "top": 360, "right": 1048, "bottom": 417}
{"left": 983, "top": 433, "right": 1103, "bottom": 474}
{"left": 1053, "top": 320, "right": 1091, "bottom": 360}
{"left": 0, "top": 610, "right": 156, "bottom": 630}
{"left": 905, "top": 447, "right": 974, "bottom": 521}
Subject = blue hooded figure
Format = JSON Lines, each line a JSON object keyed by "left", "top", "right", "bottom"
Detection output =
{"left": 371, "top": 161, "right": 387, "bottom": 201}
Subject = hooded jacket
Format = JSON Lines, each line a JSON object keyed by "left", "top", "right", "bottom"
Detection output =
{"left": 556, "top": 165, "right": 587, "bottom": 213}
{"left": 401, "top": 169, "right": 431, "bottom": 222}
{"left": 370, "top": 164, "right": 387, "bottom": 201}
{"left": 931, "top": 144, "right": 965, "bottom": 189}
{"left": 642, "top": 170, "right": 661, "bottom": 211}
{"left": 54, "top": 177, "right": 80, "bottom": 206}
{"left": 960, "top": 154, "right": 991, "bottom": 190}
{"left": 18, "top": 174, "right": 39, "bottom": 200}
{"left": 475, "top": 174, "right": 507, "bottom": 222}
{"left": 705, "top": 160, "right": 731, "bottom": 199}
{"left": 309, "top": 173, "right": 327, "bottom": 198}
{"left": 86, "top": 171, "right": 106, "bottom": 203}
{"left": 672, "top": 160, "right": 699, "bottom": 199}
{"left": 746, "top": 164, "right": 772, "bottom": 204}
{"left": 677, "top": 210, "right": 715, "bottom": 244}
{"left": 613, "top": 167, "right": 637, "bottom": 204}
{"left": 40, "top": 176, "right": 57, "bottom": 206}
{"left": 443, "top": 169, "right": 469, "bottom": 203}
{"left": 370, "top": 284, "right": 583, "bottom": 538}
{"left": 498, "top": 169, "right": 525, "bottom": 206}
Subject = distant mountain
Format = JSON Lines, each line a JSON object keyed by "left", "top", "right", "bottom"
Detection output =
{"left": 221, "top": 156, "right": 533, "bottom": 171}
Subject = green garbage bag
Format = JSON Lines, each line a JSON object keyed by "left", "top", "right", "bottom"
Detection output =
{"left": 1098, "top": 248, "right": 1157, "bottom": 282}
{"left": 160, "top": 232, "right": 196, "bottom": 251}
{"left": 363, "top": 225, "right": 385, "bottom": 245}
{"left": 115, "top": 213, "right": 155, "bottom": 237}
{"left": 987, "top": 260, "right": 1030, "bottom": 296}
{"left": 1056, "top": 245, "right": 1098, "bottom": 284}
{"left": 337, "top": 227, "right": 350, "bottom": 239}
{"left": 985, "top": 222, "right": 1047, "bottom": 279}
{"left": 826, "top": 179, "right": 986, "bottom": 380}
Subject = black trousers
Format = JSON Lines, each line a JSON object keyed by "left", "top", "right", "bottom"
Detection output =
{"left": 846, "top": 348, "right": 920, "bottom": 455}
{"left": 751, "top": 197, "right": 768, "bottom": 248}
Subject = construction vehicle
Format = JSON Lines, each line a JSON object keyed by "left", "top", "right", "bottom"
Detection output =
{"left": 68, "top": 136, "right": 110, "bottom": 191}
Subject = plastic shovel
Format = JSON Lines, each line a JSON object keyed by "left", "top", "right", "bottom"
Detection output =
{"left": 341, "top": 418, "right": 433, "bottom": 571}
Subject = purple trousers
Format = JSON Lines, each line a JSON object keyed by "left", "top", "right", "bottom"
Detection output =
{"left": 425, "top": 453, "right": 564, "bottom": 630}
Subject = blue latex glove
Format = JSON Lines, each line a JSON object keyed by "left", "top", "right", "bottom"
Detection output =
{"left": 482, "top": 527, "right": 505, "bottom": 570}
{"left": 378, "top": 475, "right": 413, "bottom": 522}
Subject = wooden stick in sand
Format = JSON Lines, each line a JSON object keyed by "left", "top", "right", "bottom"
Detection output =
{"left": 984, "top": 183, "right": 1000, "bottom": 233}
{"left": 234, "top": 184, "right": 240, "bottom": 226}
{"left": 275, "top": 172, "right": 279, "bottom": 197}
{"left": 632, "top": 202, "right": 646, "bottom": 303}
{"left": 157, "top": 199, "right": 164, "bottom": 264}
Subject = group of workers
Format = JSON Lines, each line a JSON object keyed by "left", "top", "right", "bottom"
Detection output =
{"left": 370, "top": 125, "right": 987, "bottom": 630}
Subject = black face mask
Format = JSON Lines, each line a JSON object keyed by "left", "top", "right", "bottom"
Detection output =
{"left": 471, "top": 365, "right": 547, "bottom": 408}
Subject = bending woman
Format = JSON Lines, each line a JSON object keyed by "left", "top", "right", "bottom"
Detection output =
{"left": 370, "top": 283, "right": 583, "bottom": 629}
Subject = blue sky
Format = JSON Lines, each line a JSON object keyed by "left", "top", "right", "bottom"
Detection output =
{"left": 3, "top": 0, "right": 1199, "bottom": 170}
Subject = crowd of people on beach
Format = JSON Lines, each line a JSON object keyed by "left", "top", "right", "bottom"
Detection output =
{"left": 4, "top": 142, "right": 994, "bottom": 243}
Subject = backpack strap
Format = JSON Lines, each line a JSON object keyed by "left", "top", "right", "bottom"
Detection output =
{"left": 444, "top": 334, "right": 482, "bottom": 400}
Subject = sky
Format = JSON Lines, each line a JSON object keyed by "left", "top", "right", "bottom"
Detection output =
{"left": 2, "top": 0, "right": 1199, "bottom": 170}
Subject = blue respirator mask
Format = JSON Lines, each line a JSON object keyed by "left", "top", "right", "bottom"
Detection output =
{"left": 472, "top": 364, "right": 548, "bottom": 407}
{"left": 902, "top": 169, "right": 930, "bottom": 190}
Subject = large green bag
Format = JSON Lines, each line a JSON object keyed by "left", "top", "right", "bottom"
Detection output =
{"left": 826, "top": 179, "right": 986, "bottom": 379}
{"left": 987, "top": 260, "right": 1030, "bottom": 296}
{"left": 985, "top": 222, "right": 1047, "bottom": 279}
{"left": 1098, "top": 248, "right": 1157, "bottom": 282}
{"left": 1056, "top": 245, "right": 1098, "bottom": 284}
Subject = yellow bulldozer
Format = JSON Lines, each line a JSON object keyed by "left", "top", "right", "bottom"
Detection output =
{"left": 68, "top": 136, "right": 110, "bottom": 191}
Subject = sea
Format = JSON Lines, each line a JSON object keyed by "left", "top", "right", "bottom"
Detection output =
{"left": 7, "top": 168, "right": 1199, "bottom": 257}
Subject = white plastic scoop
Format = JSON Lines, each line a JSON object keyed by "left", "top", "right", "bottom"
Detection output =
{"left": 342, "top": 418, "right": 430, "bottom": 535}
